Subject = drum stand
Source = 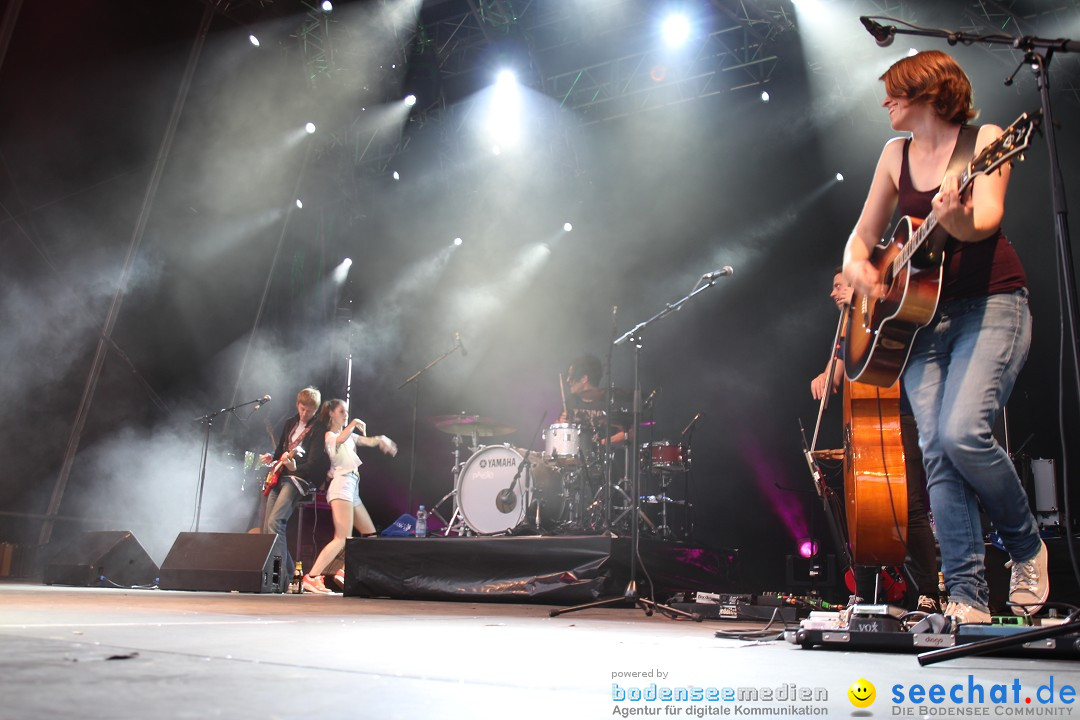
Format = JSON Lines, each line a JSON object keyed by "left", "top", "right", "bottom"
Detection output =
{"left": 609, "top": 441, "right": 656, "bottom": 534}
{"left": 645, "top": 470, "right": 690, "bottom": 541}
{"left": 430, "top": 432, "right": 475, "bottom": 536}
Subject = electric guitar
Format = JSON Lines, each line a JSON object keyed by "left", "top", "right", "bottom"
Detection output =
{"left": 845, "top": 111, "right": 1041, "bottom": 387}
{"left": 262, "top": 425, "right": 312, "bottom": 496}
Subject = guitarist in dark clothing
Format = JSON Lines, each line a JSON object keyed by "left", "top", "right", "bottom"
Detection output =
{"left": 259, "top": 386, "right": 329, "bottom": 573}
{"left": 842, "top": 51, "right": 1046, "bottom": 625}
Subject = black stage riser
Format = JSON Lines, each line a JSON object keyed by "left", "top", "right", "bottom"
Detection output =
{"left": 44, "top": 530, "right": 159, "bottom": 588}
{"left": 342, "top": 536, "right": 736, "bottom": 604}
{"left": 159, "top": 532, "right": 286, "bottom": 593}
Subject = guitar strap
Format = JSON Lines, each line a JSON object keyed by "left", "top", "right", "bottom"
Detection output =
{"left": 944, "top": 124, "right": 979, "bottom": 184}
{"left": 285, "top": 421, "right": 312, "bottom": 453}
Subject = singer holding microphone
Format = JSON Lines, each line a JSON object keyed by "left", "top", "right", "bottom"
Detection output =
{"left": 301, "top": 399, "right": 398, "bottom": 594}
{"left": 260, "top": 386, "right": 329, "bottom": 576}
{"left": 842, "top": 50, "right": 1045, "bottom": 623}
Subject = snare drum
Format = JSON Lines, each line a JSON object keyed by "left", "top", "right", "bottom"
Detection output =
{"left": 640, "top": 440, "right": 689, "bottom": 471}
{"left": 455, "top": 445, "right": 566, "bottom": 534}
{"left": 544, "top": 423, "right": 583, "bottom": 466}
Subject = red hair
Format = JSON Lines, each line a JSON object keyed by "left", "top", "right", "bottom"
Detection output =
{"left": 880, "top": 50, "right": 977, "bottom": 124}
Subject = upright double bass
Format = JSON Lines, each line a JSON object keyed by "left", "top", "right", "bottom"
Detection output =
{"left": 808, "top": 304, "right": 907, "bottom": 568}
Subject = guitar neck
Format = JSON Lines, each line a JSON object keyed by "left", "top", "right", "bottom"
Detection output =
{"left": 889, "top": 164, "right": 974, "bottom": 277}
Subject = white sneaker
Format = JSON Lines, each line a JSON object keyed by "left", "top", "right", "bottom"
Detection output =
{"left": 944, "top": 600, "right": 991, "bottom": 625}
{"left": 1007, "top": 540, "right": 1049, "bottom": 616}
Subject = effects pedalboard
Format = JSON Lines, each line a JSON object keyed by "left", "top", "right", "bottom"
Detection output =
{"left": 670, "top": 592, "right": 836, "bottom": 623}
{"left": 788, "top": 604, "right": 1080, "bottom": 659}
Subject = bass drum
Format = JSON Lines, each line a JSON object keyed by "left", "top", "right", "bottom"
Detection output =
{"left": 456, "top": 445, "right": 566, "bottom": 534}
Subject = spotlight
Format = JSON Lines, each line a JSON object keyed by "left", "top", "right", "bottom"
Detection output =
{"left": 835, "top": 172, "right": 844, "bottom": 183}
{"left": 563, "top": 222, "right": 573, "bottom": 232}
{"left": 392, "top": 171, "right": 400, "bottom": 181}
{"left": 660, "top": 13, "right": 691, "bottom": 48}
{"left": 248, "top": 34, "right": 260, "bottom": 47}
{"left": 404, "top": 94, "right": 417, "bottom": 107}
{"left": 332, "top": 257, "right": 352, "bottom": 284}
{"left": 486, "top": 70, "right": 522, "bottom": 150}
{"left": 305, "top": 122, "right": 316, "bottom": 134}
{"left": 295, "top": 198, "right": 304, "bottom": 209}
{"left": 798, "top": 540, "right": 818, "bottom": 559}
{"left": 760, "top": 90, "right": 770, "bottom": 103}
{"left": 321, "top": 0, "right": 333, "bottom": 11}
{"left": 453, "top": 237, "right": 463, "bottom": 246}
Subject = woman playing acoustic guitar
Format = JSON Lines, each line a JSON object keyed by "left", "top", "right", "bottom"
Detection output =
{"left": 842, "top": 50, "right": 1046, "bottom": 625}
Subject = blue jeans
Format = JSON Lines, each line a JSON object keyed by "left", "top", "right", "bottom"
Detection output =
{"left": 263, "top": 480, "right": 305, "bottom": 571}
{"left": 903, "top": 289, "right": 1040, "bottom": 611}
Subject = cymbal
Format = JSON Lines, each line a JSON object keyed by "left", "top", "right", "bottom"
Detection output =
{"left": 431, "top": 414, "right": 516, "bottom": 437}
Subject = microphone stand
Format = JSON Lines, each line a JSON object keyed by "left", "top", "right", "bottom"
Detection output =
{"left": 398, "top": 338, "right": 464, "bottom": 515}
{"left": 552, "top": 274, "right": 728, "bottom": 620}
{"left": 681, "top": 413, "right": 700, "bottom": 540}
{"left": 867, "top": 18, "right": 1080, "bottom": 662}
{"left": 498, "top": 412, "right": 547, "bottom": 533}
{"left": 192, "top": 396, "right": 265, "bottom": 532}
{"left": 603, "top": 307, "right": 619, "bottom": 532}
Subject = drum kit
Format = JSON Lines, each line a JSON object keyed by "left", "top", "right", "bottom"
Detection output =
{"left": 428, "top": 402, "right": 693, "bottom": 539}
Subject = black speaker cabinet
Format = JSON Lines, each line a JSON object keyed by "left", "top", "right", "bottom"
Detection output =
{"left": 159, "top": 532, "right": 286, "bottom": 593}
{"left": 44, "top": 530, "right": 159, "bottom": 588}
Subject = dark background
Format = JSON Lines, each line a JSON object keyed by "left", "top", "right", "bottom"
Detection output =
{"left": 1, "top": 0, "right": 1078, "bottom": 594}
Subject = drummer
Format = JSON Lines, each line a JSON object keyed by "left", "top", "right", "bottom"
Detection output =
{"left": 560, "top": 354, "right": 627, "bottom": 447}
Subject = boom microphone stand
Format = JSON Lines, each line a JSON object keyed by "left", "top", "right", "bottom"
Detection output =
{"left": 551, "top": 267, "right": 732, "bottom": 620}
{"left": 192, "top": 395, "right": 269, "bottom": 531}
{"left": 398, "top": 335, "right": 465, "bottom": 514}
{"left": 860, "top": 16, "right": 1080, "bottom": 662}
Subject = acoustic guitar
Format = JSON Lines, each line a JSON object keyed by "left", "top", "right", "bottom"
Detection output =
{"left": 845, "top": 111, "right": 1040, "bottom": 387}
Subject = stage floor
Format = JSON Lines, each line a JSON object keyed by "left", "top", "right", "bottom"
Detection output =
{"left": 1, "top": 582, "right": 1076, "bottom": 719}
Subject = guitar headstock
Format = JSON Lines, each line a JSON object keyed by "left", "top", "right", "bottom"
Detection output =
{"left": 970, "top": 110, "right": 1042, "bottom": 179}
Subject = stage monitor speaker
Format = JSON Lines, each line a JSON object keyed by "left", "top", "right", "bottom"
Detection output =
{"left": 44, "top": 530, "right": 159, "bottom": 588}
{"left": 159, "top": 532, "right": 286, "bottom": 593}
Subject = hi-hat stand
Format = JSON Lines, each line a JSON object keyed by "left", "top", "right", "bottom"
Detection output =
{"left": 551, "top": 268, "right": 732, "bottom": 621}
{"left": 430, "top": 431, "right": 474, "bottom": 536}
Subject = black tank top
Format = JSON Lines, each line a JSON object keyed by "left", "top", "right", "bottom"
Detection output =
{"left": 898, "top": 138, "right": 1026, "bottom": 302}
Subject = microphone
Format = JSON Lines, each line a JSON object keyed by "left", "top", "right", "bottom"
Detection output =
{"left": 496, "top": 487, "right": 517, "bottom": 513}
{"left": 454, "top": 331, "right": 467, "bottom": 357}
{"left": 860, "top": 16, "right": 895, "bottom": 47}
{"left": 703, "top": 266, "right": 734, "bottom": 280}
{"left": 643, "top": 387, "right": 659, "bottom": 408}
{"left": 681, "top": 411, "right": 703, "bottom": 436}
{"left": 254, "top": 394, "right": 271, "bottom": 409}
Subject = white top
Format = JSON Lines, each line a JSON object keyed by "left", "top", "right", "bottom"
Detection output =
{"left": 326, "top": 431, "right": 362, "bottom": 478}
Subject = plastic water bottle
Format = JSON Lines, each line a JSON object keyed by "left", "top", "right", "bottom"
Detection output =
{"left": 415, "top": 505, "right": 428, "bottom": 538}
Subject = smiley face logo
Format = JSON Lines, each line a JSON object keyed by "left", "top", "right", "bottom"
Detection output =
{"left": 848, "top": 679, "right": 876, "bottom": 708}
